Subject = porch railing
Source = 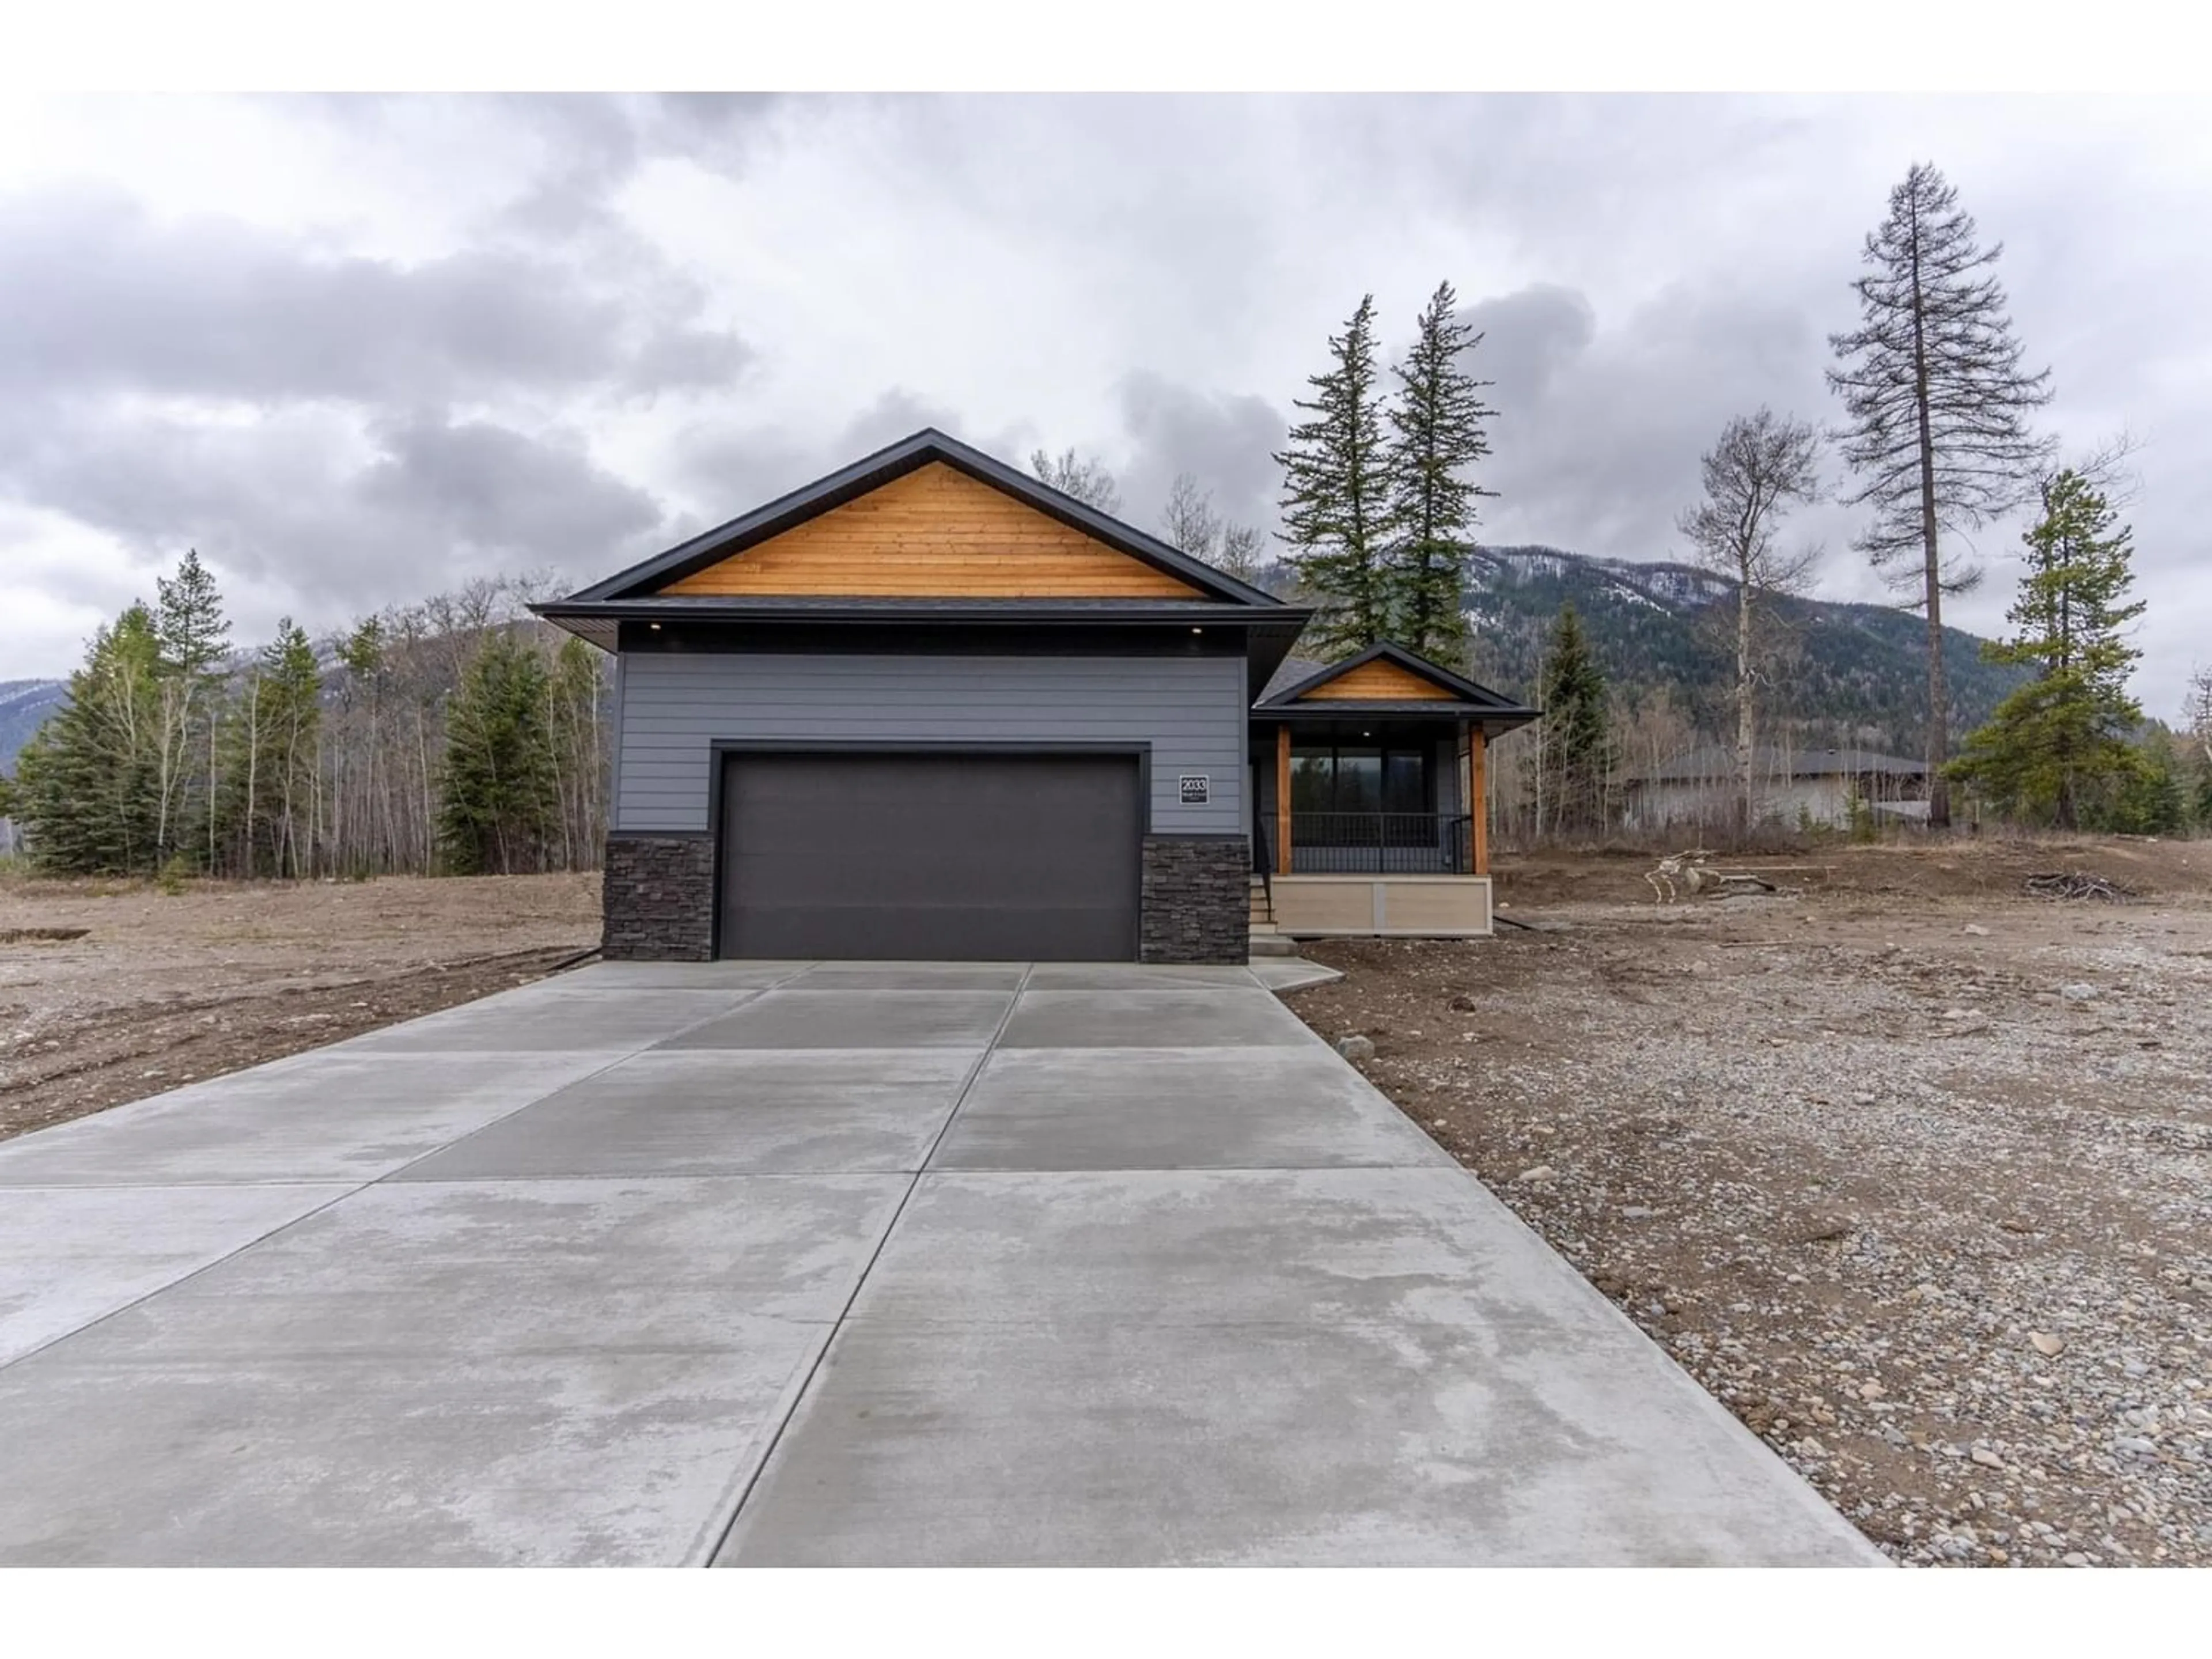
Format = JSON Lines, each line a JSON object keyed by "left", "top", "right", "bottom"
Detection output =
{"left": 1289, "top": 812, "right": 1474, "bottom": 874}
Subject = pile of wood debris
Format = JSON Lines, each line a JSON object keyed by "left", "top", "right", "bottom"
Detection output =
{"left": 2024, "top": 870, "right": 2139, "bottom": 902}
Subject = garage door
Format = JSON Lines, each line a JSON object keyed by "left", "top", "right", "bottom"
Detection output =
{"left": 717, "top": 751, "right": 1143, "bottom": 961}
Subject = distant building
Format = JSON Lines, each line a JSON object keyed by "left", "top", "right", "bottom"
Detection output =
{"left": 1623, "top": 745, "right": 1929, "bottom": 832}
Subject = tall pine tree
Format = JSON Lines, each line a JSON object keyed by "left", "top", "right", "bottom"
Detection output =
{"left": 1384, "top": 281, "right": 1496, "bottom": 662}
{"left": 1828, "top": 161, "right": 2055, "bottom": 827}
{"left": 1274, "top": 295, "right": 1394, "bottom": 657}
{"left": 1536, "top": 603, "right": 1612, "bottom": 838}
{"left": 151, "top": 548, "right": 230, "bottom": 869}
{"left": 1948, "top": 469, "right": 2145, "bottom": 827}
{"left": 14, "top": 605, "right": 166, "bottom": 874}
{"left": 437, "top": 631, "right": 559, "bottom": 876}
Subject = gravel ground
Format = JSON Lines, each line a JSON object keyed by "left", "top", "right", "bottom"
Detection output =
{"left": 1284, "top": 839, "right": 2212, "bottom": 1568}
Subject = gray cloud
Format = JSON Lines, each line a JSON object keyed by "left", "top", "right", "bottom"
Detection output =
{"left": 666, "top": 389, "right": 1032, "bottom": 544}
{"left": 0, "top": 400, "right": 662, "bottom": 616}
{"left": 484, "top": 93, "right": 797, "bottom": 246}
{"left": 1460, "top": 285, "right": 1596, "bottom": 412}
{"left": 355, "top": 412, "right": 664, "bottom": 565}
{"left": 1112, "top": 372, "right": 1286, "bottom": 538}
{"left": 0, "top": 188, "right": 748, "bottom": 406}
{"left": 1471, "top": 279, "right": 1833, "bottom": 563}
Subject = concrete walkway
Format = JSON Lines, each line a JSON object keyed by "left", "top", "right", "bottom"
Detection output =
{"left": 0, "top": 960, "right": 1881, "bottom": 1566}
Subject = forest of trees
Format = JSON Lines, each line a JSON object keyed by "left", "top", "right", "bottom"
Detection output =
{"left": 9, "top": 552, "right": 608, "bottom": 880}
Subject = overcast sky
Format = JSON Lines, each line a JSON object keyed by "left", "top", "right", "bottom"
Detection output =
{"left": 2, "top": 93, "right": 2205, "bottom": 717}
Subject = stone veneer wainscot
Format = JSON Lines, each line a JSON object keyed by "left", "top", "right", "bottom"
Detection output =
{"left": 1138, "top": 835, "right": 1249, "bottom": 965}
{"left": 602, "top": 835, "right": 714, "bottom": 961}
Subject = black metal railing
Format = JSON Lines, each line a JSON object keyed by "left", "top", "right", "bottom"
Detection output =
{"left": 1289, "top": 812, "right": 1474, "bottom": 874}
{"left": 1252, "top": 818, "right": 1274, "bottom": 914}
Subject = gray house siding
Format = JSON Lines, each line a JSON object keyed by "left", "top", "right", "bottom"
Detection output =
{"left": 615, "top": 652, "right": 1247, "bottom": 836}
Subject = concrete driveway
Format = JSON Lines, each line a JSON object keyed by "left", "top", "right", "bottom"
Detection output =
{"left": 0, "top": 960, "right": 1880, "bottom": 1566}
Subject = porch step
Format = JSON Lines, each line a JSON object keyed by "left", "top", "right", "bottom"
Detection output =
{"left": 1248, "top": 873, "right": 1275, "bottom": 928}
{"left": 1248, "top": 932, "right": 1300, "bottom": 958}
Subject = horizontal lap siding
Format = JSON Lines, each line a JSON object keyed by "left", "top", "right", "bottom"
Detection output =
{"left": 661, "top": 463, "right": 1202, "bottom": 599}
{"left": 616, "top": 653, "right": 1246, "bottom": 835}
{"left": 1297, "top": 659, "right": 1455, "bottom": 701}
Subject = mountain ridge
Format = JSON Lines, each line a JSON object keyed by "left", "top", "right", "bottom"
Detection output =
{"left": 1452, "top": 543, "right": 2027, "bottom": 755}
{"left": 0, "top": 680, "right": 66, "bottom": 775}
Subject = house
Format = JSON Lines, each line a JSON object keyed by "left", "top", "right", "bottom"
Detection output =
{"left": 1622, "top": 744, "right": 1930, "bottom": 832}
{"left": 535, "top": 429, "right": 1538, "bottom": 964}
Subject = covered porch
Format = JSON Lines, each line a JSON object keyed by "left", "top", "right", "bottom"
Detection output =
{"left": 1247, "top": 643, "right": 1539, "bottom": 940}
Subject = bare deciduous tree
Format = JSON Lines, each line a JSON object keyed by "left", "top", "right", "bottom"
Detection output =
{"left": 1160, "top": 471, "right": 1267, "bottom": 584}
{"left": 1160, "top": 472, "right": 1222, "bottom": 557}
{"left": 1215, "top": 522, "right": 1265, "bottom": 584}
{"left": 1677, "top": 408, "right": 1823, "bottom": 831}
{"left": 1828, "top": 161, "right": 2056, "bottom": 827}
{"left": 1029, "top": 447, "right": 1122, "bottom": 516}
{"left": 2187, "top": 665, "right": 2212, "bottom": 768}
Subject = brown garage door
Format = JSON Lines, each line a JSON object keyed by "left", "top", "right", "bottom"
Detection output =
{"left": 717, "top": 751, "right": 1143, "bottom": 961}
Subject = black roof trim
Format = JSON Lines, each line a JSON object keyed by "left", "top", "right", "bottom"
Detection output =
{"left": 1251, "top": 701, "right": 1542, "bottom": 723}
{"left": 1254, "top": 639, "right": 1532, "bottom": 712}
{"left": 533, "top": 596, "right": 1312, "bottom": 627}
{"left": 558, "top": 427, "right": 1286, "bottom": 608}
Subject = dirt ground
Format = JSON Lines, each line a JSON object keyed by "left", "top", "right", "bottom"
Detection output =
{"left": 0, "top": 872, "right": 601, "bottom": 1141}
{"left": 1287, "top": 836, "right": 2212, "bottom": 1568}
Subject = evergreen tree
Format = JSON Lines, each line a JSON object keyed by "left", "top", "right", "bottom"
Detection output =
{"left": 151, "top": 548, "right": 231, "bottom": 869}
{"left": 332, "top": 616, "right": 393, "bottom": 875}
{"left": 258, "top": 622, "right": 323, "bottom": 876}
{"left": 1948, "top": 470, "right": 2144, "bottom": 827}
{"left": 1828, "top": 162, "right": 2056, "bottom": 827}
{"left": 1384, "top": 280, "right": 1495, "bottom": 662}
{"left": 2104, "top": 730, "right": 2187, "bottom": 835}
{"left": 2191, "top": 669, "right": 2212, "bottom": 828}
{"left": 1274, "top": 294, "right": 1394, "bottom": 657}
{"left": 1536, "top": 602, "right": 1612, "bottom": 836}
{"left": 437, "top": 631, "right": 559, "bottom": 875}
{"left": 14, "top": 605, "right": 166, "bottom": 874}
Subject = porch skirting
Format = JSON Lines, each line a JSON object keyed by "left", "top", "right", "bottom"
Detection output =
{"left": 1270, "top": 874, "right": 1493, "bottom": 939}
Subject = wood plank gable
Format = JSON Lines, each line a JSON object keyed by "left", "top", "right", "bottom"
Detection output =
{"left": 660, "top": 461, "right": 1205, "bottom": 600}
{"left": 1294, "top": 657, "right": 1459, "bottom": 702}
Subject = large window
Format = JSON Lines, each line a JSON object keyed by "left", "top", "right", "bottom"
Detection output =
{"left": 1290, "top": 744, "right": 1431, "bottom": 815}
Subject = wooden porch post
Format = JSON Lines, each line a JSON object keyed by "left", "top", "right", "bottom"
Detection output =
{"left": 1275, "top": 725, "right": 1292, "bottom": 876}
{"left": 1471, "top": 728, "right": 1490, "bottom": 876}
